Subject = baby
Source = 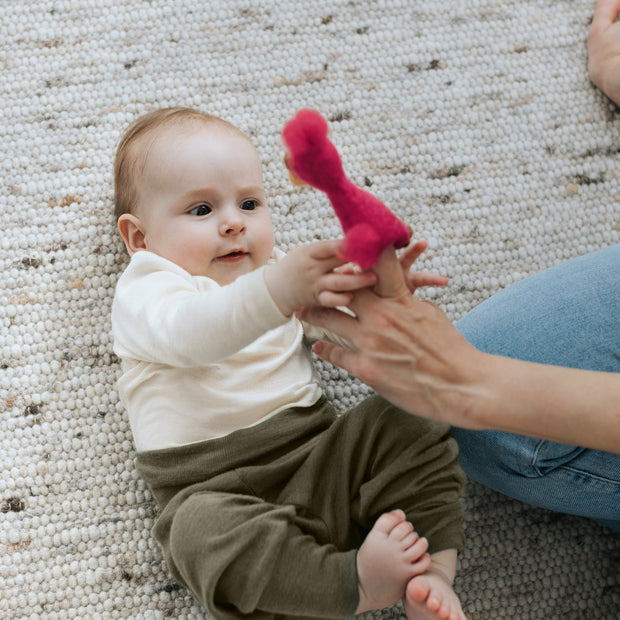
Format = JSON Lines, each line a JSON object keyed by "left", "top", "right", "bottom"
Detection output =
{"left": 111, "top": 107, "right": 467, "bottom": 620}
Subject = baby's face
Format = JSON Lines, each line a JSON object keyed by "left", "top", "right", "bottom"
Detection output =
{"left": 134, "top": 123, "right": 275, "bottom": 285}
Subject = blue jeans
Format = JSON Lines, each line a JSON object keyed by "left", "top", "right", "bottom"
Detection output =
{"left": 452, "top": 244, "right": 620, "bottom": 531}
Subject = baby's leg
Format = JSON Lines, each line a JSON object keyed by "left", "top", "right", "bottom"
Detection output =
{"left": 167, "top": 491, "right": 361, "bottom": 618}
{"left": 403, "top": 549, "right": 467, "bottom": 620}
{"left": 355, "top": 509, "right": 431, "bottom": 614}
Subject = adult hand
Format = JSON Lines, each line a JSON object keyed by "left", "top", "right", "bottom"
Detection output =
{"left": 588, "top": 0, "right": 620, "bottom": 106}
{"left": 300, "top": 246, "right": 487, "bottom": 428}
{"left": 398, "top": 239, "right": 450, "bottom": 295}
{"left": 301, "top": 245, "right": 620, "bottom": 452}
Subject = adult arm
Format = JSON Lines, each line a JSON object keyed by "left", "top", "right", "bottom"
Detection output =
{"left": 300, "top": 249, "right": 620, "bottom": 454}
{"left": 588, "top": 0, "right": 620, "bottom": 105}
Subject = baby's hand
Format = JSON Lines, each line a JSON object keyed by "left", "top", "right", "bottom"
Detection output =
{"left": 398, "top": 240, "right": 449, "bottom": 295}
{"left": 588, "top": 0, "right": 620, "bottom": 106}
{"left": 264, "top": 240, "right": 377, "bottom": 316}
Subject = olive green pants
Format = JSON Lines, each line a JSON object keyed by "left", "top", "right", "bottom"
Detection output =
{"left": 136, "top": 396, "right": 465, "bottom": 619}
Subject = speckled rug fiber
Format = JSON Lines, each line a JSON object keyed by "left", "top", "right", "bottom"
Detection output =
{"left": 1, "top": 1, "right": 619, "bottom": 618}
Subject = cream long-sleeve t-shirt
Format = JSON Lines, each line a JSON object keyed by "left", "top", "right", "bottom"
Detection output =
{"left": 112, "top": 250, "right": 338, "bottom": 452}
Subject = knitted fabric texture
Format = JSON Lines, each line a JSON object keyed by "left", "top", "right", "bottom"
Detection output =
{"left": 0, "top": 1, "right": 618, "bottom": 618}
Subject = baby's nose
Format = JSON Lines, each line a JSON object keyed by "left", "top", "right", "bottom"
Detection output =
{"left": 219, "top": 211, "right": 246, "bottom": 235}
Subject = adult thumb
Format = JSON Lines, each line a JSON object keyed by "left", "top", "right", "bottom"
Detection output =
{"left": 372, "top": 246, "right": 410, "bottom": 299}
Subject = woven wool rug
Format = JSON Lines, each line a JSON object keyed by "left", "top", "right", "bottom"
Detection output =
{"left": 1, "top": 0, "right": 618, "bottom": 618}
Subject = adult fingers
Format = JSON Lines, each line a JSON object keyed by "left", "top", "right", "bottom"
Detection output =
{"left": 298, "top": 306, "right": 360, "bottom": 344}
{"left": 372, "top": 246, "right": 411, "bottom": 299}
{"left": 313, "top": 339, "right": 359, "bottom": 372}
{"left": 344, "top": 283, "right": 382, "bottom": 317}
{"left": 398, "top": 239, "right": 428, "bottom": 274}
{"left": 407, "top": 272, "right": 450, "bottom": 292}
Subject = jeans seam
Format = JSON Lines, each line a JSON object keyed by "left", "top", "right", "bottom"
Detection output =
{"left": 559, "top": 464, "right": 620, "bottom": 487}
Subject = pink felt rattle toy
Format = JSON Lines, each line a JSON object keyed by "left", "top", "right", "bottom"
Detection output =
{"left": 282, "top": 109, "right": 412, "bottom": 270}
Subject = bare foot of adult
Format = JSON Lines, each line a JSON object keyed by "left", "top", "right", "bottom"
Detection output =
{"left": 355, "top": 509, "right": 431, "bottom": 614}
{"left": 404, "top": 569, "right": 467, "bottom": 620}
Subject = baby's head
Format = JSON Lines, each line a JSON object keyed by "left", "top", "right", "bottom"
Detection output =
{"left": 114, "top": 107, "right": 275, "bottom": 285}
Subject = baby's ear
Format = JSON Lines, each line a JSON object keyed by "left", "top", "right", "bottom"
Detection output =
{"left": 118, "top": 213, "right": 147, "bottom": 255}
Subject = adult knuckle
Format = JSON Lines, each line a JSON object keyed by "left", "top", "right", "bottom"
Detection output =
{"left": 356, "top": 358, "right": 379, "bottom": 385}
{"left": 358, "top": 331, "right": 380, "bottom": 351}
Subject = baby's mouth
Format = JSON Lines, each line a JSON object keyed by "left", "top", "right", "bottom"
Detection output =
{"left": 217, "top": 250, "right": 248, "bottom": 261}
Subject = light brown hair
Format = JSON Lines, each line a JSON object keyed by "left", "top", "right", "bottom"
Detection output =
{"left": 113, "top": 107, "right": 246, "bottom": 221}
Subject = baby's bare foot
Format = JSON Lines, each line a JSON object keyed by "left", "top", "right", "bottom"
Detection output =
{"left": 404, "top": 571, "right": 467, "bottom": 620}
{"left": 355, "top": 509, "right": 431, "bottom": 614}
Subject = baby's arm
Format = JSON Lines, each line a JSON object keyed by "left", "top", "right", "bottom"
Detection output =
{"left": 112, "top": 253, "right": 291, "bottom": 367}
{"left": 264, "top": 239, "right": 376, "bottom": 317}
{"left": 588, "top": 0, "right": 620, "bottom": 106}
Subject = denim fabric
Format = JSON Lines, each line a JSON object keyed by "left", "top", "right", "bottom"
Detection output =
{"left": 452, "top": 244, "right": 620, "bottom": 531}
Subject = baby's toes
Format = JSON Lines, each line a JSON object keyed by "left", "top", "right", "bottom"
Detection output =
{"left": 450, "top": 604, "right": 467, "bottom": 620}
{"left": 390, "top": 520, "right": 414, "bottom": 542}
{"left": 441, "top": 595, "right": 467, "bottom": 620}
{"left": 407, "top": 575, "right": 431, "bottom": 603}
{"left": 407, "top": 552, "right": 431, "bottom": 577}
{"left": 436, "top": 602, "right": 452, "bottom": 619}
{"left": 400, "top": 530, "right": 419, "bottom": 550}
{"left": 404, "top": 536, "right": 429, "bottom": 562}
{"left": 425, "top": 590, "right": 443, "bottom": 613}
{"left": 374, "top": 509, "right": 406, "bottom": 535}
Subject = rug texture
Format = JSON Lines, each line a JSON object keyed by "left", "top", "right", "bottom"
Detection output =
{"left": 0, "top": 1, "right": 619, "bottom": 618}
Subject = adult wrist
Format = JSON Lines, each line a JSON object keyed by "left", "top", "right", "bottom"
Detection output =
{"left": 449, "top": 351, "right": 503, "bottom": 432}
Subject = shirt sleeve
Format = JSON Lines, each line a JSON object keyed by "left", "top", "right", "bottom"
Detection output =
{"left": 112, "top": 252, "right": 289, "bottom": 367}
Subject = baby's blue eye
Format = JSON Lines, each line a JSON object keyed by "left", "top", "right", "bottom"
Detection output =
{"left": 189, "top": 204, "right": 212, "bottom": 216}
{"left": 241, "top": 200, "right": 258, "bottom": 211}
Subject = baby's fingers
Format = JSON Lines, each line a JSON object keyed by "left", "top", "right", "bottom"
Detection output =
{"left": 316, "top": 290, "right": 354, "bottom": 308}
{"left": 314, "top": 269, "right": 377, "bottom": 307}
{"left": 315, "top": 269, "right": 376, "bottom": 307}
{"left": 325, "top": 270, "right": 377, "bottom": 293}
